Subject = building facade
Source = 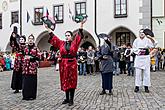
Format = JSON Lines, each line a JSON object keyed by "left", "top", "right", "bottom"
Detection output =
{"left": 0, "top": 0, "right": 151, "bottom": 51}
{"left": 152, "top": 0, "right": 165, "bottom": 48}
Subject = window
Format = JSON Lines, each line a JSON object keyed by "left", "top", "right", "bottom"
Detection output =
{"left": 0, "top": 14, "right": 2, "bottom": 29}
{"left": 114, "top": 0, "right": 127, "bottom": 18}
{"left": 11, "top": 11, "right": 19, "bottom": 24}
{"left": 116, "top": 32, "right": 130, "bottom": 46}
{"left": 34, "top": 7, "right": 43, "bottom": 25}
{"left": 75, "top": 2, "right": 86, "bottom": 16}
{"left": 53, "top": 5, "right": 64, "bottom": 23}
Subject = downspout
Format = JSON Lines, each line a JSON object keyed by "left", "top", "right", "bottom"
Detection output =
{"left": 151, "top": 0, "right": 152, "bottom": 30}
{"left": 94, "top": 0, "right": 100, "bottom": 47}
{"left": 20, "top": 0, "right": 22, "bottom": 35}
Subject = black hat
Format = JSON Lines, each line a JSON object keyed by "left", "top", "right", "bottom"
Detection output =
{"left": 143, "top": 28, "right": 154, "bottom": 37}
{"left": 20, "top": 35, "right": 26, "bottom": 41}
{"left": 13, "top": 26, "right": 18, "bottom": 34}
{"left": 97, "top": 33, "right": 109, "bottom": 39}
{"left": 41, "top": 16, "right": 56, "bottom": 31}
{"left": 73, "top": 14, "right": 88, "bottom": 23}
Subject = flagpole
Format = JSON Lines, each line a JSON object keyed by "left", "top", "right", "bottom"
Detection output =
{"left": 94, "top": 0, "right": 100, "bottom": 47}
{"left": 20, "top": 0, "right": 22, "bottom": 35}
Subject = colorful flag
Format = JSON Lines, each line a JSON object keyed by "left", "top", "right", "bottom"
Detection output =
{"left": 27, "top": 11, "right": 30, "bottom": 23}
{"left": 43, "top": 7, "right": 49, "bottom": 17}
{"left": 68, "top": 4, "right": 75, "bottom": 21}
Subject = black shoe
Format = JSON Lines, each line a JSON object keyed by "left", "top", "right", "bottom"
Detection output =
{"left": 144, "top": 86, "right": 149, "bottom": 93}
{"left": 13, "top": 90, "right": 19, "bottom": 93}
{"left": 100, "top": 91, "right": 106, "bottom": 95}
{"left": 22, "top": 97, "right": 30, "bottom": 100}
{"left": 62, "top": 99, "right": 69, "bottom": 104}
{"left": 134, "top": 86, "right": 139, "bottom": 93}
{"left": 68, "top": 100, "right": 74, "bottom": 106}
{"left": 108, "top": 90, "right": 113, "bottom": 95}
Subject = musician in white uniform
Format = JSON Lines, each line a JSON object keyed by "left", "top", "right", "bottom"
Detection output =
{"left": 133, "top": 29, "right": 157, "bottom": 93}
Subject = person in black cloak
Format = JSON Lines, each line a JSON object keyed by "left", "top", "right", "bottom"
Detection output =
{"left": 10, "top": 26, "right": 20, "bottom": 53}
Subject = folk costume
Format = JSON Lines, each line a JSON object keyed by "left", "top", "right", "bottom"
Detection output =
{"left": 22, "top": 43, "right": 40, "bottom": 100}
{"left": 11, "top": 40, "right": 26, "bottom": 93}
{"left": 97, "top": 35, "right": 115, "bottom": 95}
{"left": 48, "top": 29, "right": 84, "bottom": 105}
{"left": 133, "top": 29, "right": 157, "bottom": 93}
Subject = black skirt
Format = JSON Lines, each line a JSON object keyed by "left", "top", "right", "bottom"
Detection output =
{"left": 101, "top": 72, "right": 113, "bottom": 90}
{"left": 22, "top": 74, "right": 37, "bottom": 99}
{"left": 11, "top": 69, "right": 22, "bottom": 90}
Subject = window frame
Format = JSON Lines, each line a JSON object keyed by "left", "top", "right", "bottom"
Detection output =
{"left": 34, "top": 7, "right": 44, "bottom": 25}
{"left": 0, "top": 13, "right": 2, "bottom": 29}
{"left": 116, "top": 32, "right": 130, "bottom": 46}
{"left": 114, "top": 0, "right": 127, "bottom": 18}
{"left": 11, "top": 11, "right": 19, "bottom": 24}
{"left": 53, "top": 4, "right": 64, "bottom": 23}
{"left": 75, "top": 2, "right": 86, "bottom": 16}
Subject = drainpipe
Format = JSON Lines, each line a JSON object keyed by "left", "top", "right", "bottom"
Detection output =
{"left": 94, "top": 0, "right": 100, "bottom": 47}
{"left": 151, "top": 0, "right": 152, "bottom": 30}
{"left": 20, "top": 0, "right": 22, "bottom": 35}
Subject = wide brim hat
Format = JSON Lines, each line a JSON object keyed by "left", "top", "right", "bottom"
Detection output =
{"left": 73, "top": 14, "right": 88, "bottom": 23}
{"left": 143, "top": 28, "right": 157, "bottom": 44}
{"left": 41, "top": 16, "right": 56, "bottom": 31}
{"left": 143, "top": 28, "right": 154, "bottom": 37}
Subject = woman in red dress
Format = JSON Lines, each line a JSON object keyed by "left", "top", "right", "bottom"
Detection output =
{"left": 46, "top": 21, "right": 85, "bottom": 106}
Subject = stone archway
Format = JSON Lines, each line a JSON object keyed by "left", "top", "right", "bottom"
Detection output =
{"left": 36, "top": 29, "right": 96, "bottom": 51}
{"left": 109, "top": 26, "right": 136, "bottom": 47}
{"left": 80, "top": 41, "right": 95, "bottom": 50}
{"left": 73, "top": 29, "right": 96, "bottom": 49}
{"left": 35, "top": 31, "right": 51, "bottom": 51}
{"left": 5, "top": 42, "right": 12, "bottom": 52}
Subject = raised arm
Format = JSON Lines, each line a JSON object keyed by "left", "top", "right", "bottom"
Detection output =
{"left": 72, "top": 19, "right": 86, "bottom": 51}
{"left": 48, "top": 32, "right": 63, "bottom": 50}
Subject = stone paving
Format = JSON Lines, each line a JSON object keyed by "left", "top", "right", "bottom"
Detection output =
{"left": 0, "top": 67, "right": 165, "bottom": 110}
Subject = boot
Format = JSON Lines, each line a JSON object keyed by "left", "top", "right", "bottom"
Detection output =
{"left": 68, "top": 89, "right": 75, "bottom": 106}
{"left": 134, "top": 86, "right": 139, "bottom": 93}
{"left": 108, "top": 89, "right": 113, "bottom": 95}
{"left": 62, "top": 91, "right": 69, "bottom": 104}
{"left": 100, "top": 89, "right": 106, "bottom": 95}
{"left": 144, "top": 86, "right": 149, "bottom": 93}
{"left": 14, "top": 89, "right": 19, "bottom": 93}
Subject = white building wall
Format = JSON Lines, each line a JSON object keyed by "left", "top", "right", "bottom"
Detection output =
{"left": 0, "top": 0, "right": 145, "bottom": 51}
{"left": 97, "top": 0, "right": 142, "bottom": 36}
{"left": 153, "top": 18, "right": 165, "bottom": 48}
{"left": 22, "top": 0, "right": 96, "bottom": 43}
{"left": 152, "top": 0, "right": 164, "bottom": 17}
{"left": 0, "top": 0, "right": 20, "bottom": 51}
{"left": 152, "top": 0, "right": 165, "bottom": 48}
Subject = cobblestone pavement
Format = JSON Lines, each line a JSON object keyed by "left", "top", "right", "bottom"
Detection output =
{"left": 0, "top": 67, "right": 165, "bottom": 110}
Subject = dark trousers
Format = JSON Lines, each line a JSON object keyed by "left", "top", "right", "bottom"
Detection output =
{"left": 65, "top": 89, "right": 75, "bottom": 102}
{"left": 87, "top": 64, "right": 94, "bottom": 74}
{"left": 101, "top": 72, "right": 113, "bottom": 90}
{"left": 127, "top": 62, "right": 134, "bottom": 75}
